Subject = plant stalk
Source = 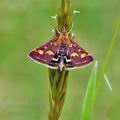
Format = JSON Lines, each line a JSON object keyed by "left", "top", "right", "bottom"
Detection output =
{"left": 48, "top": 0, "right": 73, "bottom": 120}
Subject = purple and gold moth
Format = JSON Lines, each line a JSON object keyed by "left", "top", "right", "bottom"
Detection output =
{"left": 29, "top": 29, "right": 94, "bottom": 71}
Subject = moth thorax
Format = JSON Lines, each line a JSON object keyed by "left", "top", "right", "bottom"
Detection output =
{"left": 59, "top": 45, "right": 67, "bottom": 56}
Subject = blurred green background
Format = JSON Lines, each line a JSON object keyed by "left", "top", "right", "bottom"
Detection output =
{"left": 0, "top": 0, "right": 120, "bottom": 120}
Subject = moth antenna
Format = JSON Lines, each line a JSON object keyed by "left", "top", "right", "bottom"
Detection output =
{"left": 67, "top": 23, "right": 73, "bottom": 34}
{"left": 56, "top": 28, "right": 61, "bottom": 34}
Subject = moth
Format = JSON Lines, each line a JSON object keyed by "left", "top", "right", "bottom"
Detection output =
{"left": 29, "top": 28, "right": 94, "bottom": 71}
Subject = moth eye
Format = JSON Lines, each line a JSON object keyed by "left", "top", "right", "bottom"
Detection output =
{"left": 70, "top": 52, "right": 79, "bottom": 57}
{"left": 81, "top": 53, "right": 86, "bottom": 58}
{"left": 45, "top": 50, "right": 54, "bottom": 55}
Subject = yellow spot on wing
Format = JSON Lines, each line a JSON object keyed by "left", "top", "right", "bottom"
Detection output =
{"left": 71, "top": 52, "right": 79, "bottom": 57}
{"left": 38, "top": 50, "right": 44, "bottom": 55}
{"left": 81, "top": 53, "right": 86, "bottom": 58}
{"left": 46, "top": 50, "right": 54, "bottom": 55}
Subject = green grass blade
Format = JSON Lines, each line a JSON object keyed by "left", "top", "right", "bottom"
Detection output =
{"left": 81, "top": 61, "right": 98, "bottom": 120}
{"left": 96, "top": 22, "right": 120, "bottom": 94}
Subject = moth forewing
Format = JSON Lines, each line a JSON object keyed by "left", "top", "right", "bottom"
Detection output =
{"left": 29, "top": 29, "right": 94, "bottom": 70}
